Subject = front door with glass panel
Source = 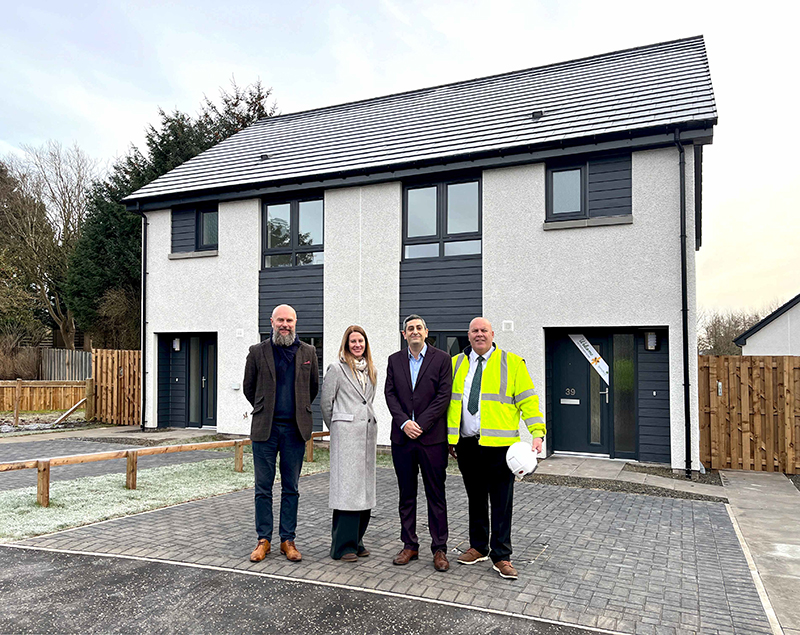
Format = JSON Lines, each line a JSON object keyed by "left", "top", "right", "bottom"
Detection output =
{"left": 552, "top": 335, "right": 611, "bottom": 454}
{"left": 188, "top": 335, "right": 217, "bottom": 428}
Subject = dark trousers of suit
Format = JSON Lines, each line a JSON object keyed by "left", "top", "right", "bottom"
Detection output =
{"left": 330, "top": 509, "right": 371, "bottom": 559}
{"left": 391, "top": 440, "right": 448, "bottom": 554}
{"left": 456, "top": 436, "right": 514, "bottom": 563}
{"left": 253, "top": 418, "right": 305, "bottom": 542}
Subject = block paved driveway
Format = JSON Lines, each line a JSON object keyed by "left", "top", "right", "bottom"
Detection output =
{"left": 0, "top": 440, "right": 232, "bottom": 491}
{"left": 9, "top": 468, "right": 773, "bottom": 635}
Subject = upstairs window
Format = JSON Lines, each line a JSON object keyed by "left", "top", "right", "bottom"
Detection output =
{"left": 171, "top": 204, "right": 218, "bottom": 253}
{"left": 263, "top": 198, "right": 324, "bottom": 268}
{"left": 403, "top": 177, "right": 481, "bottom": 259}
{"left": 546, "top": 153, "right": 632, "bottom": 222}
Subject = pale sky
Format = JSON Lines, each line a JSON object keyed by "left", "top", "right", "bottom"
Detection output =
{"left": 1, "top": 0, "right": 797, "bottom": 314}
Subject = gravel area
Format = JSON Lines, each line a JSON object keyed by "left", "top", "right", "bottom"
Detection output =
{"left": 0, "top": 412, "right": 105, "bottom": 435}
{"left": 623, "top": 461, "right": 723, "bottom": 486}
{"left": 522, "top": 472, "right": 727, "bottom": 502}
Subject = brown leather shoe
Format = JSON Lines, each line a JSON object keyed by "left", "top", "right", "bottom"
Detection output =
{"left": 357, "top": 548, "right": 370, "bottom": 557}
{"left": 492, "top": 560, "right": 518, "bottom": 579}
{"left": 340, "top": 552, "right": 358, "bottom": 562}
{"left": 392, "top": 548, "right": 419, "bottom": 565}
{"left": 280, "top": 540, "right": 302, "bottom": 562}
{"left": 249, "top": 539, "right": 270, "bottom": 562}
{"left": 433, "top": 550, "right": 450, "bottom": 572}
{"left": 457, "top": 547, "right": 489, "bottom": 565}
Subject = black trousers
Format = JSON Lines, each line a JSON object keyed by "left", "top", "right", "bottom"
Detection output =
{"left": 330, "top": 509, "right": 371, "bottom": 559}
{"left": 391, "top": 440, "right": 449, "bottom": 554}
{"left": 456, "top": 436, "right": 515, "bottom": 563}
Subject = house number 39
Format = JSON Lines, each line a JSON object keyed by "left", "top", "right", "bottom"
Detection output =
{"left": 565, "top": 388, "right": 576, "bottom": 396}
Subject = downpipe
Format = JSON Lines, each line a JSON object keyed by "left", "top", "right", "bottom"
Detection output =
{"left": 674, "top": 130, "right": 692, "bottom": 479}
{"left": 130, "top": 203, "right": 148, "bottom": 432}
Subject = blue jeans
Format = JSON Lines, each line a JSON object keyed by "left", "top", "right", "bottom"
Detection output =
{"left": 253, "top": 419, "right": 306, "bottom": 543}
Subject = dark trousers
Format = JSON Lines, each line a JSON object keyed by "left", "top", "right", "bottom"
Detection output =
{"left": 252, "top": 418, "right": 306, "bottom": 543}
{"left": 330, "top": 509, "right": 371, "bottom": 559}
{"left": 391, "top": 440, "right": 449, "bottom": 554}
{"left": 456, "top": 436, "right": 515, "bottom": 563}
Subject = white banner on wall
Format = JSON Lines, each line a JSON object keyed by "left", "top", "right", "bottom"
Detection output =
{"left": 568, "top": 334, "right": 610, "bottom": 385}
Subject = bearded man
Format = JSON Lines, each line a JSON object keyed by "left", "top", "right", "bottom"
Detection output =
{"left": 243, "top": 304, "right": 319, "bottom": 563}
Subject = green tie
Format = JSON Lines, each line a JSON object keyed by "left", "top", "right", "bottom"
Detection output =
{"left": 467, "top": 356, "right": 484, "bottom": 415}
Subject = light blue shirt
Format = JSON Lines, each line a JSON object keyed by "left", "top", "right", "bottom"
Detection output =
{"left": 401, "top": 344, "right": 427, "bottom": 429}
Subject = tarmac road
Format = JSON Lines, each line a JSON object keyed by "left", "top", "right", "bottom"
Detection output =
{"left": 0, "top": 546, "right": 607, "bottom": 635}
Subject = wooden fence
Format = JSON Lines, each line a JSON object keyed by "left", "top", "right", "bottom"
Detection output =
{"left": 698, "top": 355, "right": 800, "bottom": 473}
{"left": 40, "top": 348, "right": 93, "bottom": 381}
{"left": 0, "top": 380, "right": 88, "bottom": 413}
{"left": 93, "top": 349, "right": 141, "bottom": 426}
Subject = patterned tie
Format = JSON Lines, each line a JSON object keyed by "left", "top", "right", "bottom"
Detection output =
{"left": 467, "top": 356, "right": 484, "bottom": 415}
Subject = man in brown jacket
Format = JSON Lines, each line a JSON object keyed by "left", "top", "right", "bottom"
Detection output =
{"left": 243, "top": 304, "right": 319, "bottom": 563}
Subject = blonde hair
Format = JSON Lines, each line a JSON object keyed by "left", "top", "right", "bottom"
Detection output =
{"left": 338, "top": 325, "right": 377, "bottom": 386}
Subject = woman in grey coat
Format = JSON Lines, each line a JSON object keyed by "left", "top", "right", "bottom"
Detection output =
{"left": 320, "top": 325, "right": 378, "bottom": 562}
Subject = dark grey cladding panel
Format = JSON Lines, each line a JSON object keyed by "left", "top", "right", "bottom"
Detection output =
{"left": 157, "top": 334, "right": 187, "bottom": 428}
{"left": 636, "top": 331, "right": 670, "bottom": 463}
{"left": 588, "top": 154, "right": 632, "bottom": 217}
{"left": 400, "top": 255, "right": 482, "bottom": 332}
{"left": 259, "top": 266, "right": 324, "bottom": 334}
{"left": 128, "top": 36, "right": 716, "bottom": 202}
{"left": 171, "top": 210, "right": 195, "bottom": 253}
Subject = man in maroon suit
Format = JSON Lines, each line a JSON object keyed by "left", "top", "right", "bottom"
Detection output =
{"left": 384, "top": 315, "right": 453, "bottom": 572}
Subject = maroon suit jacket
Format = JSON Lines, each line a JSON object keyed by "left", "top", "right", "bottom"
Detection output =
{"left": 384, "top": 345, "right": 453, "bottom": 446}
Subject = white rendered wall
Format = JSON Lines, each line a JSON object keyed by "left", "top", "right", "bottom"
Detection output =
{"left": 323, "top": 182, "right": 402, "bottom": 446}
{"left": 144, "top": 199, "right": 261, "bottom": 434}
{"left": 742, "top": 303, "right": 800, "bottom": 355}
{"left": 482, "top": 146, "right": 701, "bottom": 469}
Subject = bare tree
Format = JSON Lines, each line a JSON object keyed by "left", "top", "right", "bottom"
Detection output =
{"left": 697, "top": 299, "right": 785, "bottom": 355}
{"left": 0, "top": 142, "right": 97, "bottom": 349}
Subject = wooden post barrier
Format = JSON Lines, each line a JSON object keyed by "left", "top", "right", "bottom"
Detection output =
{"left": 305, "top": 430, "right": 330, "bottom": 463}
{"left": 37, "top": 460, "right": 50, "bottom": 507}
{"left": 234, "top": 440, "right": 244, "bottom": 472}
{"left": 126, "top": 450, "right": 138, "bottom": 489}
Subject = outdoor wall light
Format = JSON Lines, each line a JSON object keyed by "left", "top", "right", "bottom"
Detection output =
{"left": 644, "top": 332, "right": 658, "bottom": 351}
{"left": 172, "top": 338, "right": 181, "bottom": 352}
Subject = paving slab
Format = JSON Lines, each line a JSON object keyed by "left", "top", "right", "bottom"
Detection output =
{"left": 10, "top": 467, "right": 773, "bottom": 635}
{"left": 0, "top": 439, "right": 231, "bottom": 491}
{"left": 722, "top": 470, "right": 800, "bottom": 633}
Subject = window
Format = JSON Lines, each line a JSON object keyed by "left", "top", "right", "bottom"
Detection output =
{"left": 403, "top": 177, "right": 481, "bottom": 259}
{"left": 171, "top": 204, "right": 218, "bottom": 254}
{"left": 546, "top": 153, "right": 632, "bottom": 222}
{"left": 263, "top": 198, "right": 324, "bottom": 268}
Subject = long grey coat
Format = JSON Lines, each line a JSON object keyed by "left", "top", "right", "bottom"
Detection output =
{"left": 320, "top": 361, "right": 378, "bottom": 511}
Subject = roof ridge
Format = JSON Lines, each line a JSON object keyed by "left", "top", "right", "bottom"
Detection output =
{"left": 259, "top": 35, "right": 706, "bottom": 125}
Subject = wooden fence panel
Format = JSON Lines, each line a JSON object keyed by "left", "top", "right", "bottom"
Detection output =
{"left": 92, "top": 349, "right": 141, "bottom": 426}
{"left": 40, "top": 348, "right": 92, "bottom": 381}
{"left": 699, "top": 355, "right": 800, "bottom": 473}
{"left": 0, "top": 381, "right": 86, "bottom": 412}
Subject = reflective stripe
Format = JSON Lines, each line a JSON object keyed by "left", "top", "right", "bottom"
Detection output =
{"left": 447, "top": 427, "right": 460, "bottom": 435}
{"left": 499, "top": 351, "right": 508, "bottom": 397}
{"left": 454, "top": 353, "right": 466, "bottom": 375}
{"left": 481, "top": 393, "right": 514, "bottom": 404}
{"left": 451, "top": 393, "right": 462, "bottom": 402}
{"left": 480, "top": 428, "right": 520, "bottom": 438}
{"left": 514, "top": 388, "right": 538, "bottom": 403}
{"left": 524, "top": 416, "right": 545, "bottom": 426}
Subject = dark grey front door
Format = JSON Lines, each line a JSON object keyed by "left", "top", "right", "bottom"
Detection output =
{"left": 552, "top": 335, "right": 611, "bottom": 454}
{"left": 188, "top": 335, "right": 216, "bottom": 427}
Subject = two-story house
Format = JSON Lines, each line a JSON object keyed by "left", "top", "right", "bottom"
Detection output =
{"left": 125, "top": 36, "right": 717, "bottom": 471}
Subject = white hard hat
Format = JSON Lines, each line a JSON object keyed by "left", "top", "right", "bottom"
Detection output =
{"left": 506, "top": 441, "right": 538, "bottom": 477}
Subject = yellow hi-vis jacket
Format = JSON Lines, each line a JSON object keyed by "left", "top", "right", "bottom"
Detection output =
{"left": 447, "top": 345, "right": 545, "bottom": 446}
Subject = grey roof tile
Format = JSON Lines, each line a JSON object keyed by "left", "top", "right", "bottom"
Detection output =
{"left": 126, "top": 35, "right": 716, "bottom": 203}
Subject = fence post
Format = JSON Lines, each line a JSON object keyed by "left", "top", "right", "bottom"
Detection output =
{"left": 126, "top": 450, "right": 138, "bottom": 489}
{"left": 13, "top": 378, "right": 22, "bottom": 426}
{"left": 37, "top": 460, "right": 50, "bottom": 507}
{"left": 305, "top": 438, "right": 314, "bottom": 463}
{"left": 85, "top": 378, "right": 95, "bottom": 420}
{"left": 234, "top": 440, "right": 244, "bottom": 472}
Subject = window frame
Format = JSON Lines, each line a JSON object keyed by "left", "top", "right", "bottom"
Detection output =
{"left": 402, "top": 175, "right": 482, "bottom": 260}
{"left": 546, "top": 163, "right": 587, "bottom": 222}
{"left": 195, "top": 207, "right": 219, "bottom": 251}
{"left": 261, "top": 195, "right": 324, "bottom": 269}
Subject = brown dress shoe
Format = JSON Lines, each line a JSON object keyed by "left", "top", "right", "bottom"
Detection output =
{"left": 457, "top": 547, "right": 489, "bottom": 565}
{"left": 250, "top": 539, "right": 270, "bottom": 562}
{"left": 492, "top": 560, "right": 518, "bottom": 579}
{"left": 392, "top": 548, "right": 419, "bottom": 565}
{"left": 340, "top": 552, "right": 358, "bottom": 562}
{"left": 433, "top": 550, "right": 450, "bottom": 572}
{"left": 280, "top": 540, "right": 302, "bottom": 562}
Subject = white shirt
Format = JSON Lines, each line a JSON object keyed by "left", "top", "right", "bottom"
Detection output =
{"left": 460, "top": 346, "right": 494, "bottom": 437}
